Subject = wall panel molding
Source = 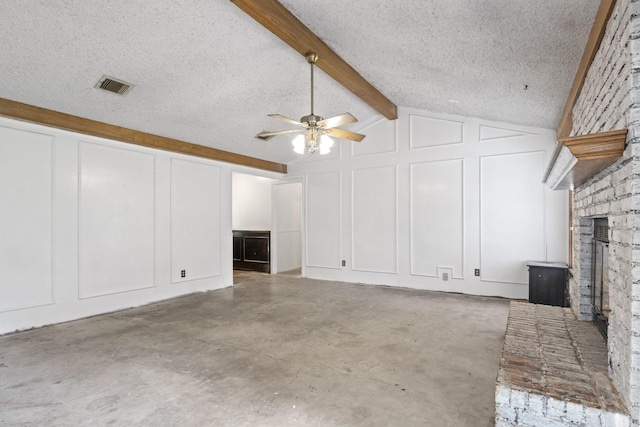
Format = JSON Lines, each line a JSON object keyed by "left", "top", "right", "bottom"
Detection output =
{"left": 480, "top": 125, "right": 533, "bottom": 142}
{"left": 410, "top": 159, "right": 465, "bottom": 278}
{"left": 305, "top": 171, "right": 342, "bottom": 269}
{"left": 171, "top": 158, "right": 222, "bottom": 283}
{"left": 351, "top": 165, "right": 398, "bottom": 273}
{"left": 351, "top": 118, "right": 398, "bottom": 157}
{"left": 78, "top": 141, "right": 156, "bottom": 299}
{"left": 410, "top": 115, "right": 464, "bottom": 149}
{"left": 0, "top": 126, "right": 55, "bottom": 312}
{"left": 480, "top": 151, "right": 546, "bottom": 285}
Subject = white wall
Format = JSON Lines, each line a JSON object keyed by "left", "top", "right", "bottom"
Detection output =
{"left": 0, "top": 116, "right": 283, "bottom": 334}
{"left": 288, "top": 107, "right": 569, "bottom": 299}
{"left": 231, "top": 173, "right": 273, "bottom": 230}
{"left": 273, "top": 181, "right": 302, "bottom": 273}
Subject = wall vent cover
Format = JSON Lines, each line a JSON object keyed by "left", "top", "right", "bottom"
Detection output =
{"left": 95, "top": 75, "right": 133, "bottom": 95}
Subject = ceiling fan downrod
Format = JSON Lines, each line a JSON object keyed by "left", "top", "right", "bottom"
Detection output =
{"left": 305, "top": 52, "right": 319, "bottom": 124}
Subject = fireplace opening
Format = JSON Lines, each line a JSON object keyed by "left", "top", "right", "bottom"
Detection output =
{"left": 592, "top": 218, "right": 609, "bottom": 338}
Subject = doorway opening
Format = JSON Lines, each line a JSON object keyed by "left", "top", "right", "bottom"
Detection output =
{"left": 231, "top": 173, "right": 302, "bottom": 278}
{"left": 232, "top": 173, "right": 274, "bottom": 275}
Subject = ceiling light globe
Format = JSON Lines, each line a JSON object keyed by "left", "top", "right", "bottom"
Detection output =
{"left": 292, "top": 135, "right": 305, "bottom": 154}
{"left": 320, "top": 135, "right": 334, "bottom": 148}
{"left": 319, "top": 135, "right": 334, "bottom": 155}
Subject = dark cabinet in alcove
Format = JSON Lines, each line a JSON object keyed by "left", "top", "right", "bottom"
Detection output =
{"left": 527, "top": 261, "right": 569, "bottom": 307}
{"left": 233, "top": 230, "right": 270, "bottom": 273}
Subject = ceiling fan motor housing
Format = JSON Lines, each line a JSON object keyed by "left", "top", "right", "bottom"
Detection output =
{"left": 300, "top": 114, "right": 323, "bottom": 127}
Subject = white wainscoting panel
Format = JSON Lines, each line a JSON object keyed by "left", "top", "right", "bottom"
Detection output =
{"left": 410, "top": 115, "right": 464, "bottom": 149}
{"left": 78, "top": 142, "right": 155, "bottom": 298}
{"left": 410, "top": 159, "right": 464, "bottom": 277}
{"left": 480, "top": 125, "right": 531, "bottom": 142}
{"left": 275, "top": 182, "right": 302, "bottom": 272}
{"left": 352, "top": 118, "right": 397, "bottom": 157}
{"left": 277, "top": 231, "right": 302, "bottom": 272}
{"left": 306, "top": 171, "right": 341, "bottom": 268}
{"left": 0, "top": 127, "right": 53, "bottom": 311}
{"left": 275, "top": 182, "right": 301, "bottom": 231}
{"left": 480, "top": 151, "right": 545, "bottom": 284}
{"left": 352, "top": 165, "right": 397, "bottom": 273}
{"left": 171, "top": 159, "right": 221, "bottom": 283}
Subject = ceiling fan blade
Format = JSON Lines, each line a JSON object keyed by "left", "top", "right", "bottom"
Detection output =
{"left": 317, "top": 113, "right": 357, "bottom": 129}
{"left": 256, "top": 129, "right": 303, "bottom": 140}
{"left": 268, "top": 114, "right": 304, "bottom": 126}
{"left": 326, "top": 128, "right": 366, "bottom": 142}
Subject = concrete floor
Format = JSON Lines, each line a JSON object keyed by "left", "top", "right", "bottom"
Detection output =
{"left": 0, "top": 272, "right": 509, "bottom": 426}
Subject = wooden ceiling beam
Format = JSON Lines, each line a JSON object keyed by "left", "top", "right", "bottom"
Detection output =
{"left": 556, "top": 0, "right": 617, "bottom": 139}
{"left": 0, "top": 97, "right": 287, "bottom": 174}
{"left": 231, "top": 0, "right": 398, "bottom": 121}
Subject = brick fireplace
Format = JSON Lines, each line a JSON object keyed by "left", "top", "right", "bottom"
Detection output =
{"left": 568, "top": 0, "right": 640, "bottom": 422}
{"left": 496, "top": 1, "right": 640, "bottom": 424}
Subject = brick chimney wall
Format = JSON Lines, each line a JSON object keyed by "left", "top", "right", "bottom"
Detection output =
{"left": 569, "top": 0, "right": 640, "bottom": 421}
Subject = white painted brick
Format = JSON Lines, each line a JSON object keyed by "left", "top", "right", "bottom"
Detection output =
{"left": 568, "top": 1, "right": 640, "bottom": 423}
{"left": 495, "top": 405, "right": 517, "bottom": 424}
{"left": 519, "top": 411, "right": 562, "bottom": 427}
{"left": 602, "top": 411, "right": 631, "bottom": 427}
{"left": 585, "top": 407, "right": 604, "bottom": 427}
{"left": 511, "top": 390, "right": 527, "bottom": 409}
{"left": 546, "top": 397, "right": 566, "bottom": 419}
{"left": 495, "top": 415, "right": 516, "bottom": 427}
{"left": 527, "top": 393, "right": 546, "bottom": 414}
{"left": 564, "top": 401, "right": 585, "bottom": 423}
{"left": 495, "top": 385, "right": 511, "bottom": 406}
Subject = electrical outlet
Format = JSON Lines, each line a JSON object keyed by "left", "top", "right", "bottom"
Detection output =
{"left": 181, "top": 270, "right": 186, "bottom": 278}
{"left": 442, "top": 272, "right": 449, "bottom": 281}
{"left": 474, "top": 269, "right": 480, "bottom": 276}
{"left": 341, "top": 260, "right": 346, "bottom": 267}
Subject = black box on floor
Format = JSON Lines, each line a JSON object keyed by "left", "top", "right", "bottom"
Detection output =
{"left": 527, "top": 261, "right": 569, "bottom": 307}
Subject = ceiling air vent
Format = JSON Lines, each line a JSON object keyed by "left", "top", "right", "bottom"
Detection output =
{"left": 95, "top": 75, "right": 133, "bottom": 95}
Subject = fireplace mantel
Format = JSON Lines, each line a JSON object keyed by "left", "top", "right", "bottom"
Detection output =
{"left": 543, "top": 129, "right": 627, "bottom": 190}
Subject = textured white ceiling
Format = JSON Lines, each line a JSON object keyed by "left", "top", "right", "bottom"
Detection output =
{"left": 0, "top": 1, "right": 598, "bottom": 165}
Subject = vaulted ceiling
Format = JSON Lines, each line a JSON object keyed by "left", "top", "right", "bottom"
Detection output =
{"left": 0, "top": 1, "right": 598, "bottom": 165}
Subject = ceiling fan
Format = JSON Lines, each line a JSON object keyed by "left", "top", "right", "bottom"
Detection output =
{"left": 256, "top": 52, "right": 365, "bottom": 155}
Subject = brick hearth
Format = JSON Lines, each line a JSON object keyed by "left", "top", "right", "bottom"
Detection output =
{"left": 495, "top": 301, "right": 629, "bottom": 426}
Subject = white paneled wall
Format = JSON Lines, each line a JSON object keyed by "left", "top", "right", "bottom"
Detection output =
{"left": 78, "top": 142, "right": 155, "bottom": 298}
{"left": 0, "top": 126, "right": 53, "bottom": 312}
{"left": 171, "top": 159, "right": 222, "bottom": 283}
{"left": 273, "top": 182, "right": 302, "bottom": 273}
{"left": 306, "top": 171, "right": 342, "bottom": 269}
{"left": 410, "top": 158, "right": 464, "bottom": 279}
{"left": 480, "top": 151, "right": 546, "bottom": 285}
{"left": 0, "top": 116, "right": 285, "bottom": 334}
{"left": 352, "top": 118, "right": 397, "bottom": 156}
{"left": 410, "top": 115, "right": 464, "bottom": 148}
{"left": 231, "top": 173, "right": 273, "bottom": 230}
{"left": 352, "top": 165, "right": 397, "bottom": 273}
{"left": 289, "top": 107, "right": 568, "bottom": 298}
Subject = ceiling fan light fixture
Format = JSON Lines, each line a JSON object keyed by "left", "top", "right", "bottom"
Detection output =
{"left": 305, "top": 127, "right": 319, "bottom": 153}
{"left": 259, "top": 52, "right": 365, "bottom": 154}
